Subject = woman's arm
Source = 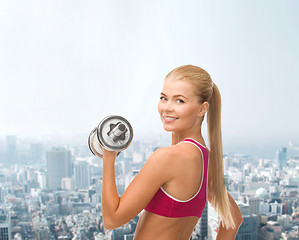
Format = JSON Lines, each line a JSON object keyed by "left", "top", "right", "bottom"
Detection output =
{"left": 101, "top": 150, "right": 119, "bottom": 226}
{"left": 209, "top": 191, "right": 243, "bottom": 240}
{"left": 101, "top": 147, "right": 174, "bottom": 230}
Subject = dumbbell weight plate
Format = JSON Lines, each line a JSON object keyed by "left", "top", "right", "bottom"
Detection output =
{"left": 88, "top": 127, "right": 121, "bottom": 158}
{"left": 88, "top": 127, "right": 104, "bottom": 158}
{"left": 97, "top": 115, "right": 133, "bottom": 152}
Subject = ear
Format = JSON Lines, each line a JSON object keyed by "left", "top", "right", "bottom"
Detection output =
{"left": 198, "top": 102, "right": 209, "bottom": 117}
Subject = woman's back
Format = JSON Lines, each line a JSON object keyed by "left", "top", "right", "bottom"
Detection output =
{"left": 134, "top": 211, "right": 199, "bottom": 240}
{"left": 133, "top": 138, "right": 208, "bottom": 240}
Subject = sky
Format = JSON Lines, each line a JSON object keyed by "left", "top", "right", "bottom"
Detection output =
{"left": 0, "top": 1, "right": 298, "bottom": 157}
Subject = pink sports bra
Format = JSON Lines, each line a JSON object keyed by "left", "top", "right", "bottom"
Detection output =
{"left": 144, "top": 138, "right": 209, "bottom": 218}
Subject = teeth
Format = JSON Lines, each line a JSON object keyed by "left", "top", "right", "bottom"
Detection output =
{"left": 164, "top": 116, "right": 176, "bottom": 120}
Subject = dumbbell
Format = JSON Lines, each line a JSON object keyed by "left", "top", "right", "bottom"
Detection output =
{"left": 88, "top": 115, "right": 134, "bottom": 158}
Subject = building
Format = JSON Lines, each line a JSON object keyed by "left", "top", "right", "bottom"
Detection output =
{"left": 37, "top": 170, "right": 47, "bottom": 190}
{"left": 258, "top": 221, "right": 282, "bottom": 240}
{"left": 246, "top": 196, "right": 260, "bottom": 215}
{"left": 256, "top": 187, "right": 268, "bottom": 200}
{"left": 26, "top": 167, "right": 38, "bottom": 183}
{"left": 235, "top": 202, "right": 258, "bottom": 240}
{"left": 270, "top": 201, "right": 282, "bottom": 215}
{"left": 277, "top": 147, "right": 287, "bottom": 170}
{"left": 208, "top": 202, "right": 219, "bottom": 240}
{"left": 199, "top": 203, "right": 208, "bottom": 240}
{"left": 30, "top": 143, "right": 43, "bottom": 162}
{"left": 0, "top": 214, "right": 11, "bottom": 240}
{"left": 74, "top": 161, "right": 90, "bottom": 189}
{"left": 5, "top": 135, "right": 17, "bottom": 165}
{"left": 61, "top": 178, "right": 75, "bottom": 191}
{"left": 36, "top": 225, "right": 50, "bottom": 240}
{"left": 260, "top": 201, "right": 270, "bottom": 215}
{"left": 47, "top": 147, "right": 72, "bottom": 190}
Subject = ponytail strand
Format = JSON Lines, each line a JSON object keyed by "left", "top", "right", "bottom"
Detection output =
{"left": 207, "top": 83, "right": 235, "bottom": 229}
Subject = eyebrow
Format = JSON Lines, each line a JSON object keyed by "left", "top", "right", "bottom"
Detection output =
{"left": 160, "top": 92, "right": 188, "bottom": 99}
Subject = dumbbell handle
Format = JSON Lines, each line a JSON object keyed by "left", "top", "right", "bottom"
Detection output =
{"left": 108, "top": 123, "right": 126, "bottom": 140}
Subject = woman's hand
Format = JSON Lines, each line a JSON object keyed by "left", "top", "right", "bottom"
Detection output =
{"left": 102, "top": 148, "right": 118, "bottom": 160}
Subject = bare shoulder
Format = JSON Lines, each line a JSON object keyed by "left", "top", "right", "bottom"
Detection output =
{"left": 144, "top": 146, "right": 185, "bottom": 171}
{"left": 171, "top": 141, "right": 202, "bottom": 160}
{"left": 146, "top": 146, "right": 175, "bottom": 165}
{"left": 144, "top": 143, "right": 202, "bottom": 173}
{"left": 151, "top": 143, "right": 195, "bottom": 159}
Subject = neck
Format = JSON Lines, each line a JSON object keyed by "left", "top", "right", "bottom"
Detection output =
{"left": 171, "top": 131, "right": 204, "bottom": 145}
{"left": 171, "top": 117, "right": 205, "bottom": 145}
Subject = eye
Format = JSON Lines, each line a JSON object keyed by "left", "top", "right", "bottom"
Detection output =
{"left": 176, "top": 99, "right": 184, "bottom": 103}
{"left": 160, "top": 96, "right": 167, "bottom": 101}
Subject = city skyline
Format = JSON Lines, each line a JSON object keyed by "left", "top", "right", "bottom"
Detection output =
{"left": 0, "top": 129, "right": 298, "bottom": 239}
{"left": 0, "top": 1, "right": 299, "bottom": 157}
{"left": 1, "top": 130, "right": 299, "bottom": 160}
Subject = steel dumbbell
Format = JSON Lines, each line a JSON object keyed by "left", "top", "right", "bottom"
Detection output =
{"left": 88, "top": 115, "right": 134, "bottom": 158}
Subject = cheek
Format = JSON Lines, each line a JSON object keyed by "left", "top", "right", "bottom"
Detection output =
{"left": 157, "top": 102, "right": 162, "bottom": 115}
{"left": 179, "top": 106, "right": 197, "bottom": 118}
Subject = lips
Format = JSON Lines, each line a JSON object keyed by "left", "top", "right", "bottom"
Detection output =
{"left": 162, "top": 115, "right": 178, "bottom": 123}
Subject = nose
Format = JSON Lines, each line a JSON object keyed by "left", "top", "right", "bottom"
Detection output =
{"left": 163, "top": 100, "right": 174, "bottom": 113}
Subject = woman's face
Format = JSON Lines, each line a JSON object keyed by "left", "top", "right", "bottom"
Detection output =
{"left": 158, "top": 77, "right": 204, "bottom": 135}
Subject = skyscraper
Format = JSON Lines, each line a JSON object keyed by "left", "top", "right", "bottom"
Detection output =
{"left": 74, "top": 161, "right": 90, "bottom": 189}
{"left": 46, "top": 147, "right": 72, "bottom": 190}
{"left": 208, "top": 202, "right": 220, "bottom": 240}
{"left": 30, "top": 143, "right": 43, "bottom": 163}
{"left": 278, "top": 147, "right": 287, "bottom": 170}
{"left": 235, "top": 202, "right": 258, "bottom": 240}
{"left": 5, "top": 135, "right": 17, "bottom": 165}
{"left": 0, "top": 214, "right": 11, "bottom": 240}
{"left": 199, "top": 203, "right": 208, "bottom": 239}
{"left": 249, "top": 197, "right": 260, "bottom": 215}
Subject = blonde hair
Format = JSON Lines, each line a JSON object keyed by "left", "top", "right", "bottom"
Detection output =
{"left": 165, "top": 65, "right": 235, "bottom": 229}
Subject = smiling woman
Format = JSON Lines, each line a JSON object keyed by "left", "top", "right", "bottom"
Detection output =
{"left": 158, "top": 77, "right": 208, "bottom": 136}
{"left": 100, "top": 65, "right": 243, "bottom": 239}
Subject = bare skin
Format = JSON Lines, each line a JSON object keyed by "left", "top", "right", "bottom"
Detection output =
{"left": 102, "top": 144, "right": 242, "bottom": 239}
{"left": 101, "top": 78, "right": 243, "bottom": 239}
{"left": 102, "top": 141, "right": 204, "bottom": 238}
{"left": 134, "top": 211, "right": 199, "bottom": 240}
{"left": 133, "top": 140, "right": 205, "bottom": 240}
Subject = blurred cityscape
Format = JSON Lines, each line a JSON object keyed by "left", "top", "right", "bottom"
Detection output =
{"left": 0, "top": 134, "right": 298, "bottom": 240}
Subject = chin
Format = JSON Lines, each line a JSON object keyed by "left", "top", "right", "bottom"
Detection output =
{"left": 163, "top": 128, "right": 173, "bottom": 133}
{"left": 162, "top": 125, "right": 175, "bottom": 132}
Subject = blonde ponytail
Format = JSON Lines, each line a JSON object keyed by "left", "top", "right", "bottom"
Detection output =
{"left": 207, "top": 83, "right": 235, "bottom": 229}
{"left": 166, "top": 65, "right": 236, "bottom": 229}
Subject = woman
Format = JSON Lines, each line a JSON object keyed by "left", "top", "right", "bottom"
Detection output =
{"left": 101, "top": 65, "right": 243, "bottom": 239}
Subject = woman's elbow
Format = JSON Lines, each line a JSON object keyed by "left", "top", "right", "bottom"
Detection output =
{"left": 231, "top": 200, "right": 243, "bottom": 228}
{"left": 237, "top": 217, "right": 244, "bottom": 228}
{"left": 103, "top": 220, "right": 118, "bottom": 230}
{"left": 103, "top": 223, "right": 117, "bottom": 230}
{"left": 103, "top": 216, "right": 119, "bottom": 230}
{"left": 234, "top": 213, "right": 243, "bottom": 228}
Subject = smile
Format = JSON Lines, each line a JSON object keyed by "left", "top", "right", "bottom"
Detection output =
{"left": 163, "top": 115, "right": 178, "bottom": 122}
